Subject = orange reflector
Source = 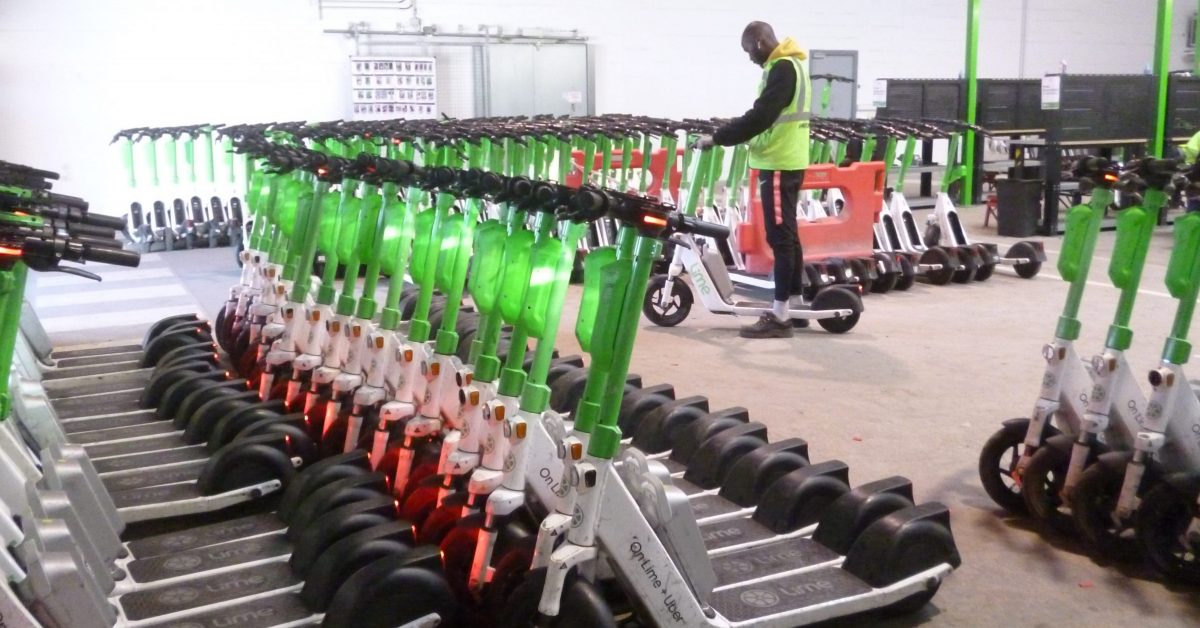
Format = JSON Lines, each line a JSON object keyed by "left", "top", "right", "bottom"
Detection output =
{"left": 430, "top": 362, "right": 440, "bottom": 376}
{"left": 469, "top": 390, "right": 480, "bottom": 405}
{"left": 570, "top": 442, "right": 583, "bottom": 460}
{"left": 352, "top": 325, "right": 362, "bottom": 338}
{"left": 0, "top": 246, "right": 22, "bottom": 256}
{"left": 642, "top": 214, "right": 668, "bottom": 227}
{"left": 311, "top": 310, "right": 321, "bottom": 321}
{"left": 374, "top": 336, "right": 384, "bottom": 349}
{"left": 465, "top": 373, "right": 473, "bottom": 385}
{"left": 1104, "top": 173, "right": 1118, "bottom": 182}
{"left": 515, "top": 422, "right": 527, "bottom": 439}
{"left": 331, "top": 321, "right": 341, "bottom": 333}
{"left": 494, "top": 405, "right": 505, "bottom": 422}
{"left": 404, "top": 349, "right": 413, "bottom": 361}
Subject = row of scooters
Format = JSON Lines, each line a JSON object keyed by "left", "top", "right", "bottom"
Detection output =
{"left": 112, "top": 125, "right": 245, "bottom": 253}
{"left": 3, "top": 115, "right": 959, "bottom": 627}
{"left": 978, "top": 156, "right": 1200, "bottom": 585}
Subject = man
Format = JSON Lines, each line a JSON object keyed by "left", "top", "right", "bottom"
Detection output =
{"left": 696, "top": 21, "right": 811, "bottom": 339}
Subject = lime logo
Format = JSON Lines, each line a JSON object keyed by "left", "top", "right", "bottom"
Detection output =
{"left": 483, "top": 436, "right": 495, "bottom": 454}
{"left": 163, "top": 555, "right": 203, "bottom": 572}
{"left": 723, "top": 559, "right": 754, "bottom": 575}
{"left": 687, "top": 264, "right": 711, "bottom": 295}
{"left": 1041, "top": 372, "right": 1055, "bottom": 389}
{"left": 503, "top": 452, "right": 516, "bottom": 472}
{"left": 157, "top": 587, "right": 200, "bottom": 605}
{"left": 739, "top": 589, "right": 779, "bottom": 608}
{"left": 1090, "top": 384, "right": 1105, "bottom": 402}
{"left": 571, "top": 504, "right": 584, "bottom": 527}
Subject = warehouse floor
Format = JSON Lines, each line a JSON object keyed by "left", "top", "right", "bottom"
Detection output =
{"left": 30, "top": 205, "right": 1200, "bottom": 627}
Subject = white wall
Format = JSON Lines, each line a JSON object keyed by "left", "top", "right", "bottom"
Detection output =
{"left": 0, "top": 0, "right": 1179, "bottom": 216}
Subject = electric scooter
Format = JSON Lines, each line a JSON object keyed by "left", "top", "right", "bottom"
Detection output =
{"left": 1020, "top": 159, "right": 1167, "bottom": 533}
{"left": 646, "top": 144, "right": 864, "bottom": 332}
{"left": 977, "top": 157, "right": 1120, "bottom": 514}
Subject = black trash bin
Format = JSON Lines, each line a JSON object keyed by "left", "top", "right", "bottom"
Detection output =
{"left": 995, "top": 179, "right": 1042, "bottom": 237}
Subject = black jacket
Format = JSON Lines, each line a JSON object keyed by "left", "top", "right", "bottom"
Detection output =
{"left": 713, "top": 61, "right": 798, "bottom": 147}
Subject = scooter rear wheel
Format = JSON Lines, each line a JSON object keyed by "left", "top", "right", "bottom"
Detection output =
{"left": 1136, "top": 472, "right": 1200, "bottom": 585}
{"left": 919, "top": 247, "right": 955, "bottom": 286}
{"left": 894, "top": 256, "right": 916, "bottom": 291}
{"left": 498, "top": 568, "right": 616, "bottom": 628}
{"left": 1010, "top": 241, "right": 1042, "bottom": 279}
{"left": 812, "top": 287, "right": 861, "bottom": 334}
{"left": 642, "top": 274, "right": 692, "bottom": 327}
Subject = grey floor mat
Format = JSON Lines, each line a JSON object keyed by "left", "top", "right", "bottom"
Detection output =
{"left": 118, "top": 562, "right": 298, "bottom": 621}
{"left": 711, "top": 538, "right": 842, "bottom": 587}
{"left": 68, "top": 420, "right": 177, "bottom": 443}
{"left": 127, "top": 513, "right": 285, "bottom": 558}
{"left": 128, "top": 533, "right": 290, "bottom": 583}
{"left": 702, "top": 517, "right": 776, "bottom": 552}
{"left": 709, "top": 566, "right": 871, "bottom": 623}
{"left": 94, "top": 446, "right": 207, "bottom": 474}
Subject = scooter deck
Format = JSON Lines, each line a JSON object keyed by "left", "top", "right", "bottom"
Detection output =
{"left": 710, "top": 537, "right": 841, "bottom": 587}
{"left": 84, "top": 433, "right": 184, "bottom": 459}
{"left": 689, "top": 494, "right": 744, "bottom": 520}
{"left": 43, "top": 370, "right": 151, "bottom": 399}
{"left": 62, "top": 410, "right": 159, "bottom": 434}
{"left": 67, "top": 418, "right": 177, "bottom": 442}
{"left": 55, "top": 351, "right": 142, "bottom": 369}
{"left": 118, "top": 561, "right": 298, "bottom": 621}
{"left": 52, "top": 343, "right": 144, "bottom": 359}
{"left": 41, "top": 361, "right": 141, "bottom": 381}
{"left": 103, "top": 461, "right": 204, "bottom": 493}
{"left": 52, "top": 390, "right": 144, "bottom": 418}
{"left": 92, "top": 445, "right": 207, "bottom": 474}
{"left": 709, "top": 565, "right": 872, "bottom": 622}
{"left": 127, "top": 532, "right": 290, "bottom": 583}
{"left": 702, "top": 515, "right": 778, "bottom": 552}
{"left": 128, "top": 513, "right": 285, "bottom": 558}
{"left": 148, "top": 591, "right": 313, "bottom": 628}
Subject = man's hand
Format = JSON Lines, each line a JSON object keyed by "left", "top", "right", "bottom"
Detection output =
{"left": 691, "top": 134, "right": 715, "bottom": 151}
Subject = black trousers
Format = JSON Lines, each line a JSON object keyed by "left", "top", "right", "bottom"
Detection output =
{"left": 758, "top": 169, "right": 805, "bottom": 302}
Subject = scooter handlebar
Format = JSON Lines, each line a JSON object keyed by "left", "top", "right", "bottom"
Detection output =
{"left": 674, "top": 215, "right": 729, "bottom": 240}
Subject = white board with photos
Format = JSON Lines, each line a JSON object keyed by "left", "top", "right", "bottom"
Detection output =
{"left": 350, "top": 56, "right": 438, "bottom": 121}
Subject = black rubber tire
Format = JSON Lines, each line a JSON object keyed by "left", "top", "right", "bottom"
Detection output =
{"left": 978, "top": 420, "right": 1060, "bottom": 515}
{"left": 951, "top": 249, "right": 978, "bottom": 284}
{"left": 848, "top": 258, "right": 873, "bottom": 294}
{"left": 1022, "top": 445, "right": 1077, "bottom": 534}
{"left": 870, "top": 253, "right": 898, "bottom": 294}
{"left": 642, "top": 274, "right": 693, "bottom": 327}
{"left": 1010, "top": 241, "right": 1042, "bottom": 279}
{"left": 813, "top": 287, "right": 862, "bottom": 334}
{"left": 1071, "top": 461, "right": 1140, "bottom": 560}
{"left": 920, "top": 248, "right": 954, "bottom": 286}
{"left": 497, "top": 568, "right": 616, "bottom": 628}
{"left": 1136, "top": 473, "right": 1200, "bottom": 585}
{"left": 882, "top": 582, "right": 941, "bottom": 617}
{"left": 972, "top": 244, "right": 996, "bottom": 281}
{"left": 894, "top": 255, "right": 916, "bottom": 291}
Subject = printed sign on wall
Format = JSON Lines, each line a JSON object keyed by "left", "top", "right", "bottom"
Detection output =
{"left": 350, "top": 56, "right": 438, "bottom": 120}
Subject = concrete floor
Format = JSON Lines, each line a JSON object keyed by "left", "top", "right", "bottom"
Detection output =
{"left": 44, "top": 204, "right": 1200, "bottom": 627}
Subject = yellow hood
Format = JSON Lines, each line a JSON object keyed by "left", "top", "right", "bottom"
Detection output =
{"left": 767, "top": 37, "right": 807, "bottom": 63}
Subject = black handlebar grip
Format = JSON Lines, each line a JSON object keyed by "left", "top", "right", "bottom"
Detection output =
{"left": 66, "top": 222, "right": 118, "bottom": 240}
{"left": 74, "top": 234, "right": 125, "bottom": 251}
{"left": 81, "top": 212, "right": 128, "bottom": 231}
{"left": 82, "top": 244, "right": 141, "bottom": 267}
{"left": 569, "top": 187, "right": 608, "bottom": 215}
{"left": 679, "top": 215, "right": 730, "bottom": 240}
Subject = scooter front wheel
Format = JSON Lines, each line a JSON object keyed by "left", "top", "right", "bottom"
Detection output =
{"left": 1136, "top": 471, "right": 1200, "bottom": 585}
{"left": 498, "top": 567, "right": 616, "bottom": 628}
{"left": 1071, "top": 459, "right": 1139, "bottom": 560}
{"left": 642, "top": 274, "right": 692, "bottom": 327}
{"left": 1022, "top": 446, "right": 1077, "bottom": 534}
{"left": 977, "top": 419, "right": 1059, "bottom": 514}
{"left": 1010, "top": 241, "right": 1042, "bottom": 279}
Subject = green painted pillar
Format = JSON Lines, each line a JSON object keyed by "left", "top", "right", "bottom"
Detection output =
{"left": 1152, "top": 0, "right": 1173, "bottom": 157}
{"left": 962, "top": 0, "right": 981, "bottom": 206}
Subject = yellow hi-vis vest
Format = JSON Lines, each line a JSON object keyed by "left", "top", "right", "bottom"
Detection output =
{"left": 748, "top": 56, "right": 812, "bottom": 171}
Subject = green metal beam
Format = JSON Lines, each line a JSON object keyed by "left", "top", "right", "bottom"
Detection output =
{"left": 1152, "top": 0, "right": 1173, "bottom": 157}
{"left": 962, "top": 0, "right": 981, "bottom": 206}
